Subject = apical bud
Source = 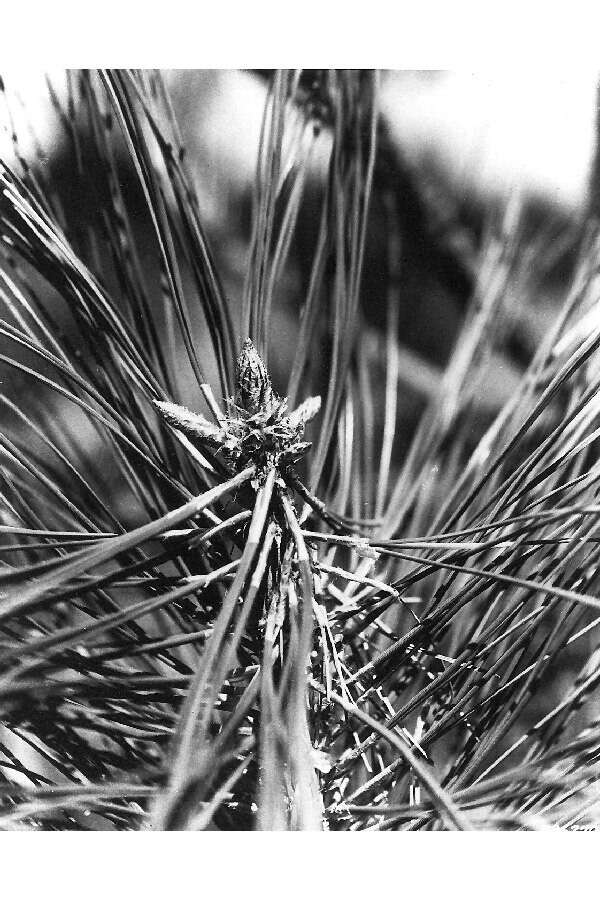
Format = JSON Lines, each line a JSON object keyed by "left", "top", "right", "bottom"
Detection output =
{"left": 235, "top": 338, "right": 274, "bottom": 415}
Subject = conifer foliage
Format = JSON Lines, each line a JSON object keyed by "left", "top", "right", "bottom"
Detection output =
{"left": 1, "top": 70, "right": 600, "bottom": 830}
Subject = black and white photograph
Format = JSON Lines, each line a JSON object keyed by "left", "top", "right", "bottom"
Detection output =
{"left": 2, "top": 12, "right": 600, "bottom": 875}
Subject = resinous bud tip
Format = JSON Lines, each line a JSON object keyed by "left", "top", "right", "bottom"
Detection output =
{"left": 236, "top": 338, "right": 273, "bottom": 415}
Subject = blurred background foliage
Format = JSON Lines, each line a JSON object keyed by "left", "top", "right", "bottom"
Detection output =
{"left": 2, "top": 70, "right": 600, "bottom": 828}
{"left": 1, "top": 69, "right": 595, "bottom": 512}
